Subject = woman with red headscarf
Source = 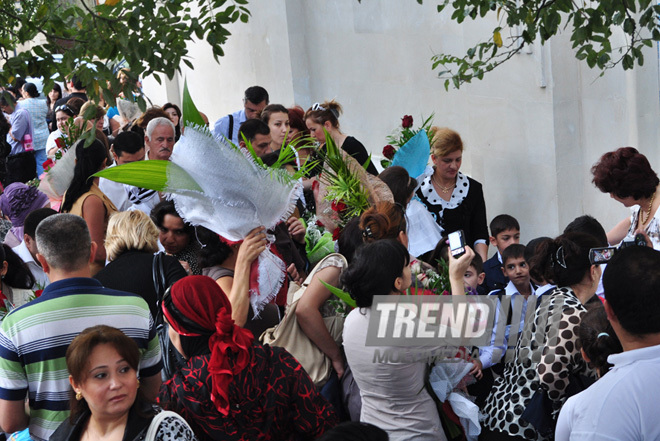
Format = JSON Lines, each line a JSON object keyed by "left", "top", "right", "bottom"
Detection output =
{"left": 158, "top": 276, "right": 338, "bottom": 441}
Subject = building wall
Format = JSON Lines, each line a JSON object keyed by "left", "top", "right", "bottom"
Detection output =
{"left": 142, "top": 0, "right": 660, "bottom": 249}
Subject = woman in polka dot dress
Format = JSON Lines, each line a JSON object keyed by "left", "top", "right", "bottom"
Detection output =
{"left": 481, "top": 233, "right": 601, "bottom": 440}
{"left": 415, "top": 127, "right": 488, "bottom": 261}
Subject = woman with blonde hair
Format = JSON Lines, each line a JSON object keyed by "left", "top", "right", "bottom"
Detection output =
{"left": 304, "top": 100, "right": 378, "bottom": 176}
{"left": 94, "top": 210, "right": 187, "bottom": 318}
{"left": 415, "top": 127, "right": 488, "bottom": 261}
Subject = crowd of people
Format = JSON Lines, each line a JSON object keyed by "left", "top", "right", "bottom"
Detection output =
{"left": 0, "top": 76, "right": 657, "bottom": 441}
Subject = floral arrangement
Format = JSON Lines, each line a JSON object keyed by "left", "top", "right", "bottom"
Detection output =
{"left": 36, "top": 118, "right": 85, "bottom": 186}
{"left": 381, "top": 113, "right": 435, "bottom": 169}
{"left": 316, "top": 132, "right": 372, "bottom": 238}
{"left": 407, "top": 259, "right": 451, "bottom": 296}
{"left": 52, "top": 119, "right": 84, "bottom": 159}
{"left": 407, "top": 259, "right": 479, "bottom": 296}
{"left": 300, "top": 214, "right": 335, "bottom": 266}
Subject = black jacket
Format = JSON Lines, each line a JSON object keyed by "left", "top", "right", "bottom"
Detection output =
{"left": 50, "top": 405, "right": 154, "bottom": 441}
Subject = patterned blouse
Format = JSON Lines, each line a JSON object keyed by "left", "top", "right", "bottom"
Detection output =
{"left": 482, "top": 287, "right": 595, "bottom": 440}
{"left": 627, "top": 205, "right": 660, "bottom": 250}
{"left": 158, "top": 344, "right": 338, "bottom": 441}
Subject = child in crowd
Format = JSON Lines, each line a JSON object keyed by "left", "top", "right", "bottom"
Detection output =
{"left": 463, "top": 252, "right": 485, "bottom": 295}
{"left": 470, "top": 244, "right": 538, "bottom": 407}
{"left": 577, "top": 305, "right": 623, "bottom": 378}
{"left": 482, "top": 214, "right": 520, "bottom": 292}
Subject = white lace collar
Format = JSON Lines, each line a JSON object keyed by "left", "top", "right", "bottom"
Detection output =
{"left": 419, "top": 170, "right": 470, "bottom": 209}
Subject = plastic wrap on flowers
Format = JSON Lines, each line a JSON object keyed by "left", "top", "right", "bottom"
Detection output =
{"left": 168, "top": 125, "right": 301, "bottom": 315}
{"left": 37, "top": 146, "right": 76, "bottom": 199}
{"left": 169, "top": 126, "right": 300, "bottom": 241}
{"left": 430, "top": 359, "right": 481, "bottom": 440}
{"left": 391, "top": 129, "right": 431, "bottom": 181}
{"left": 407, "top": 198, "right": 444, "bottom": 256}
{"left": 307, "top": 232, "right": 335, "bottom": 266}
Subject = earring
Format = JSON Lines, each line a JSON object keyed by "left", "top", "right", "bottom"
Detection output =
{"left": 75, "top": 391, "right": 82, "bottom": 401}
{"left": 137, "top": 379, "right": 140, "bottom": 389}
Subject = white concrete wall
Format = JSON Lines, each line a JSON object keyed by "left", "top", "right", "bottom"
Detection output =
{"left": 142, "top": 0, "right": 660, "bottom": 249}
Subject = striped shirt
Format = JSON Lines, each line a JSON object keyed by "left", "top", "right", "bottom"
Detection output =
{"left": 0, "top": 278, "right": 162, "bottom": 441}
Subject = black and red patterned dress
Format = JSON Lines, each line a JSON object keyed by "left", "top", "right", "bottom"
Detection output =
{"left": 158, "top": 343, "right": 338, "bottom": 440}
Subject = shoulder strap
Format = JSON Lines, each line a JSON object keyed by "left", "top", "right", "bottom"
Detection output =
{"left": 227, "top": 114, "right": 234, "bottom": 140}
{"left": 145, "top": 410, "right": 193, "bottom": 441}
{"left": 307, "top": 253, "right": 347, "bottom": 285}
{"left": 152, "top": 253, "right": 166, "bottom": 324}
{"left": 292, "top": 253, "right": 347, "bottom": 304}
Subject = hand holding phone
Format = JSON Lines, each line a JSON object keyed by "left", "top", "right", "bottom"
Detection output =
{"left": 448, "top": 230, "right": 466, "bottom": 258}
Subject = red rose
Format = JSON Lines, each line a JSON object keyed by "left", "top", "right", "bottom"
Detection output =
{"left": 55, "top": 137, "right": 65, "bottom": 150}
{"left": 42, "top": 159, "right": 54, "bottom": 172}
{"left": 315, "top": 219, "right": 324, "bottom": 227}
{"left": 331, "top": 200, "right": 347, "bottom": 212}
{"left": 401, "top": 115, "right": 413, "bottom": 128}
{"left": 408, "top": 287, "right": 435, "bottom": 296}
{"left": 332, "top": 227, "right": 341, "bottom": 241}
{"left": 34, "top": 290, "right": 43, "bottom": 298}
{"left": 382, "top": 144, "right": 396, "bottom": 160}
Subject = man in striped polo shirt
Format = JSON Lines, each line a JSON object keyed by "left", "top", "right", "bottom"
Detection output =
{"left": 0, "top": 214, "right": 162, "bottom": 441}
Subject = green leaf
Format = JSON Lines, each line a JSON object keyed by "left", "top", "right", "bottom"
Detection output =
{"left": 93, "top": 160, "right": 202, "bottom": 192}
{"left": 319, "top": 280, "right": 357, "bottom": 308}
{"left": 35, "top": 4, "right": 48, "bottom": 21}
{"left": 181, "top": 79, "right": 205, "bottom": 127}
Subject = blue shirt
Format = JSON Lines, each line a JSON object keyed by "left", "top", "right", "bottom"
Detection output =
{"left": 6, "top": 103, "right": 33, "bottom": 155}
{"left": 213, "top": 108, "right": 246, "bottom": 145}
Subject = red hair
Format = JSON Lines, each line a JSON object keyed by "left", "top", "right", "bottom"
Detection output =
{"left": 591, "top": 147, "right": 659, "bottom": 199}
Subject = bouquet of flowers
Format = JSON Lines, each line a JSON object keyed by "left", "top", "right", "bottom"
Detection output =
{"left": 407, "top": 259, "right": 479, "bottom": 296}
{"left": 381, "top": 113, "right": 435, "bottom": 169}
{"left": 314, "top": 132, "right": 378, "bottom": 238}
{"left": 36, "top": 119, "right": 86, "bottom": 197}
{"left": 300, "top": 214, "right": 335, "bottom": 266}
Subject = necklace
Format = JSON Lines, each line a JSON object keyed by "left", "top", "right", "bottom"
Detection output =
{"left": 640, "top": 191, "right": 657, "bottom": 225}
{"left": 432, "top": 174, "right": 456, "bottom": 194}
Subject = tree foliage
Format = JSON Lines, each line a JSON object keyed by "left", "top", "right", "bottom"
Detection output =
{"left": 426, "top": 0, "right": 660, "bottom": 89}
{"left": 0, "top": 0, "right": 250, "bottom": 107}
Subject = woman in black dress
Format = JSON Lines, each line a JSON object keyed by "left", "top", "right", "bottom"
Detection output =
{"left": 416, "top": 127, "right": 488, "bottom": 261}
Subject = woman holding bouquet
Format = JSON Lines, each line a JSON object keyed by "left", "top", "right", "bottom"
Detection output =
{"left": 416, "top": 127, "right": 488, "bottom": 261}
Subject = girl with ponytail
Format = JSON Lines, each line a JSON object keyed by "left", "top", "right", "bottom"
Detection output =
{"left": 304, "top": 100, "right": 378, "bottom": 176}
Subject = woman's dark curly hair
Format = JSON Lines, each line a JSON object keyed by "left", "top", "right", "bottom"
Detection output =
{"left": 196, "top": 226, "right": 233, "bottom": 268}
{"left": 591, "top": 147, "right": 659, "bottom": 199}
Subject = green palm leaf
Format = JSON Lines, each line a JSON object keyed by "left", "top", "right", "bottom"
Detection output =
{"left": 93, "top": 160, "right": 202, "bottom": 192}
{"left": 181, "top": 80, "right": 206, "bottom": 128}
{"left": 320, "top": 280, "right": 357, "bottom": 308}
